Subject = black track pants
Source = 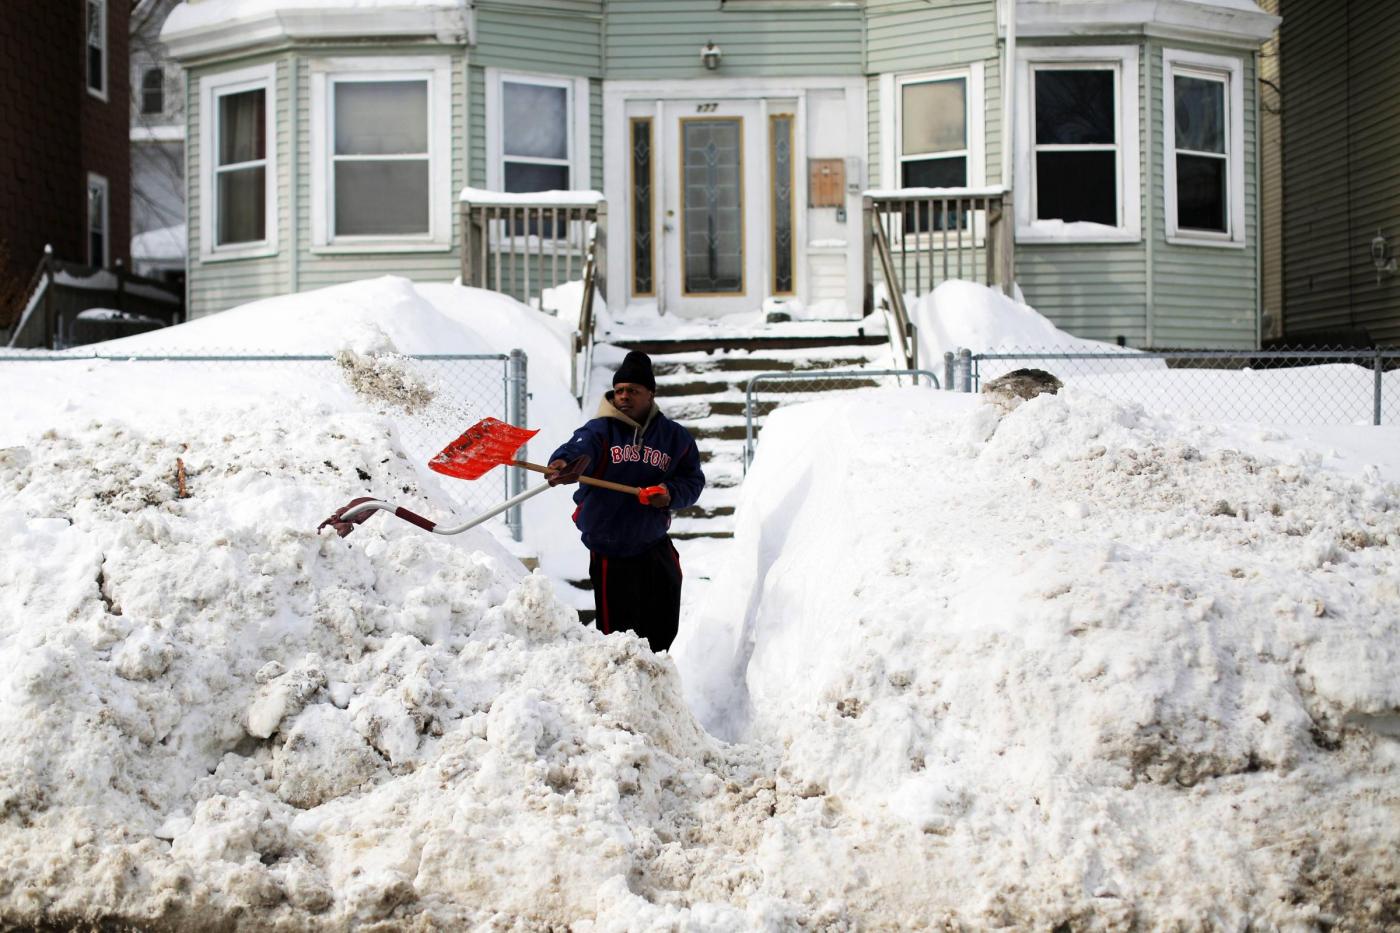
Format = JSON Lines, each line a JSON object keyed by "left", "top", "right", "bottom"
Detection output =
{"left": 588, "top": 537, "right": 683, "bottom": 652}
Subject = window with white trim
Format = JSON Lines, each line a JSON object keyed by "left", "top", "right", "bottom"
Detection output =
{"left": 200, "top": 64, "right": 276, "bottom": 259}
{"left": 87, "top": 173, "right": 109, "bottom": 267}
{"left": 1033, "top": 66, "right": 1119, "bottom": 225}
{"left": 1164, "top": 49, "right": 1245, "bottom": 245}
{"left": 311, "top": 57, "right": 452, "bottom": 249}
{"left": 486, "top": 70, "right": 588, "bottom": 196}
{"left": 86, "top": 0, "right": 106, "bottom": 100}
{"left": 1015, "top": 46, "right": 1140, "bottom": 242}
{"left": 504, "top": 79, "right": 571, "bottom": 192}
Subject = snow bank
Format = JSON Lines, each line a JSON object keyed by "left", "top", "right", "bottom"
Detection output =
{"left": 675, "top": 387, "right": 1400, "bottom": 926}
{"left": 101, "top": 276, "right": 489, "bottom": 357}
{"left": 0, "top": 410, "right": 781, "bottom": 929}
{"left": 912, "top": 280, "right": 1155, "bottom": 374}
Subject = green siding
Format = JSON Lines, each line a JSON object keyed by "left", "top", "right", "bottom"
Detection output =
{"left": 865, "top": 0, "right": 1003, "bottom": 190}
{"left": 469, "top": 66, "right": 487, "bottom": 188}
{"left": 1149, "top": 41, "right": 1258, "bottom": 349}
{"left": 604, "top": 1, "right": 863, "bottom": 78}
{"left": 1015, "top": 39, "right": 1150, "bottom": 344}
{"left": 187, "top": 56, "right": 292, "bottom": 319}
{"left": 474, "top": 3, "right": 603, "bottom": 75}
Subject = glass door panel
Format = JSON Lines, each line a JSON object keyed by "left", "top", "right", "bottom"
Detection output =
{"left": 681, "top": 118, "right": 744, "bottom": 294}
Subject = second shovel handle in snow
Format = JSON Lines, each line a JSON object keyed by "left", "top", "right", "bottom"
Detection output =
{"left": 511, "top": 460, "right": 641, "bottom": 496}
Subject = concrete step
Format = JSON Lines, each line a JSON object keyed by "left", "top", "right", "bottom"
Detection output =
{"left": 613, "top": 333, "right": 887, "bottom": 355}
{"left": 653, "top": 354, "right": 881, "bottom": 375}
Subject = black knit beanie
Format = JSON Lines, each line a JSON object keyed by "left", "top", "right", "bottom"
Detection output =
{"left": 612, "top": 350, "right": 656, "bottom": 392}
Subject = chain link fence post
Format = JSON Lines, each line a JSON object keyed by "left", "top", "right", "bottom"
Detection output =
{"left": 1376, "top": 348, "right": 1384, "bottom": 426}
{"left": 506, "top": 349, "right": 528, "bottom": 540}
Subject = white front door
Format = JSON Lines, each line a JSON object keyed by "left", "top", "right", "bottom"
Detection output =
{"left": 661, "top": 100, "right": 765, "bottom": 316}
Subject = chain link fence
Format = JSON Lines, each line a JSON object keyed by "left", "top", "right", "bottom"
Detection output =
{"left": 942, "top": 347, "right": 1400, "bottom": 427}
{"left": 0, "top": 350, "right": 530, "bottom": 538}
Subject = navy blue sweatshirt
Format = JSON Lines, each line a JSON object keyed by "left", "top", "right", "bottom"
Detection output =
{"left": 549, "top": 393, "right": 705, "bottom": 557}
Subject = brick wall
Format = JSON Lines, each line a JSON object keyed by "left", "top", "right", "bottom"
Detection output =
{"left": 0, "top": 0, "right": 131, "bottom": 323}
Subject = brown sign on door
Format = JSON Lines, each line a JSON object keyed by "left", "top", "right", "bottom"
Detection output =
{"left": 808, "top": 159, "right": 845, "bottom": 207}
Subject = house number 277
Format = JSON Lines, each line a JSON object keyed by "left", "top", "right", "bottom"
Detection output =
{"left": 696, "top": 103, "right": 718, "bottom": 113}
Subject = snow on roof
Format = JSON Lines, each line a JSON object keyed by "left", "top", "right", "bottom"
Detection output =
{"left": 163, "top": 0, "right": 463, "bottom": 35}
{"left": 131, "top": 223, "right": 187, "bottom": 262}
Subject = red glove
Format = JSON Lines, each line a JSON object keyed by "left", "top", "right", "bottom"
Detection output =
{"left": 637, "top": 485, "right": 670, "bottom": 507}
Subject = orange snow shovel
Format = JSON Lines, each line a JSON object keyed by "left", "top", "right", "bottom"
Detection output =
{"left": 429, "top": 417, "right": 663, "bottom": 502}
{"left": 319, "top": 418, "right": 661, "bottom": 539}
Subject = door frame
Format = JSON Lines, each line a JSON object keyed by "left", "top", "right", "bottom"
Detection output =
{"left": 665, "top": 104, "right": 764, "bottom": 316}
{"left": 604, "top": 77, "right": 864, "bottom": 319}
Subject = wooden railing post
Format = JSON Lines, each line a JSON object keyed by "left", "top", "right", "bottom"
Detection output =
{"left": 593, "top": 201, "right": 608, "bottom": 309}
{"left": 998, "top": 191, "right": 1015, "bottom": 296}
{"left": 459, "top": 202, "right": 473, "bottom": 287}
{"left": 862, "top": 195, "right": 875, "bottom": 316}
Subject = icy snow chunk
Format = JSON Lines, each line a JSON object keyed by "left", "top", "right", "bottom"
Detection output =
{"left": 273, "top": 704, "right": 382, "bottom": 808}
{"left": 113, "top": 629, "right": 173, "bottom": 681}
{"left": 245, "top": 659, "right": 327, "bottom": 739}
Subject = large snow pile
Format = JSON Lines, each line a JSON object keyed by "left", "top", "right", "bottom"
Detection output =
{"left": 0, "top": 408, "right": 795, "bottom": 929}
{"left": 3, "top": 275, "right": 1398, "bottom": 928}
{"left": 676, "top": 387, "right": 1400, "bottom": 927}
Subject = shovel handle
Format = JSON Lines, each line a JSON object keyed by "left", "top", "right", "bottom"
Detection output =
{"left": 511, "top": 459, "right": 641, "bottom": 496}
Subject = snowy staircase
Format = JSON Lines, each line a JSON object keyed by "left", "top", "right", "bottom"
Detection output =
{"left": 613, "top": 332, "right": 892, "bottom": 541}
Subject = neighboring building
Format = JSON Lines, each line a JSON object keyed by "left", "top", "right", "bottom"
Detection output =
{"left": 130, "top": 0, "right": 188, "bottom": 286}
{"left": 1272, "top": 0, "right": 1399, "bottom": 346}
{"left": 0, "top": 0, "right": 131, "bottom": 325}
{"left": 161, "top": 0, "right": 1278, "bottom": 348}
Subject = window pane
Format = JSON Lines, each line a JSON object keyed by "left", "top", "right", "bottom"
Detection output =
{"left": 632, "top": 119, "right": 654, "bottom": 294}
{"left": 1036, "top": 151, "right": 1116, "bottom": 225}
{"left": 504, "top": 162, "right": 570, "bottom": 193}
{"left": 503, "top": 82, "right": 568, "bottom": 160}
{"left": 334, "top": 81, "right": 428, "bottom": 155}
{"left": 1035, "top": 69, "right": 1115, "bottom": 145}
{"left": 334, "top": 160, "right": 430, "bottom": 235}
{"left": 87, "top": 183, "right": 105, "bottom": 233}
{"left": 218, "top": 89, "right": 265, "bottom": 166}
{"left": 216, "top": 166, "right": 266, "bottom": 244}
{"left": 901, "top": 156, "right": 967, "bottom": 189}
{"left": 901, "top": 79, "right": 966, "bottom": 156}
{"left": 1176, "top": 154, "right": 1227, "bottom": 232}
{"left": 683, "top": 119, "right": 743, "bottom": 294}
{"left": 1174, "top": 75, "right": 1225, "bottom": 154}
{"left": 142, "top": 68, "right": 164, "bottom": 114}
{"left": 88, "top": 47, "right": 103, "bottom": 92}
{"left": 86, "top": 0, "right": 103, "bottom": 91}
{"left": 771, "top": 115, "right": 794, "bottom": 294}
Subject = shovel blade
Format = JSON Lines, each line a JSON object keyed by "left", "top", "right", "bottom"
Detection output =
{"left": 429, "top": 417, "right": 539, "bottom": 480}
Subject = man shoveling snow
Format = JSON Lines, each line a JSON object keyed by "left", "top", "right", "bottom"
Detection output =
{"left": 546, "top": 351, "right": 705, "bottom": 652}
